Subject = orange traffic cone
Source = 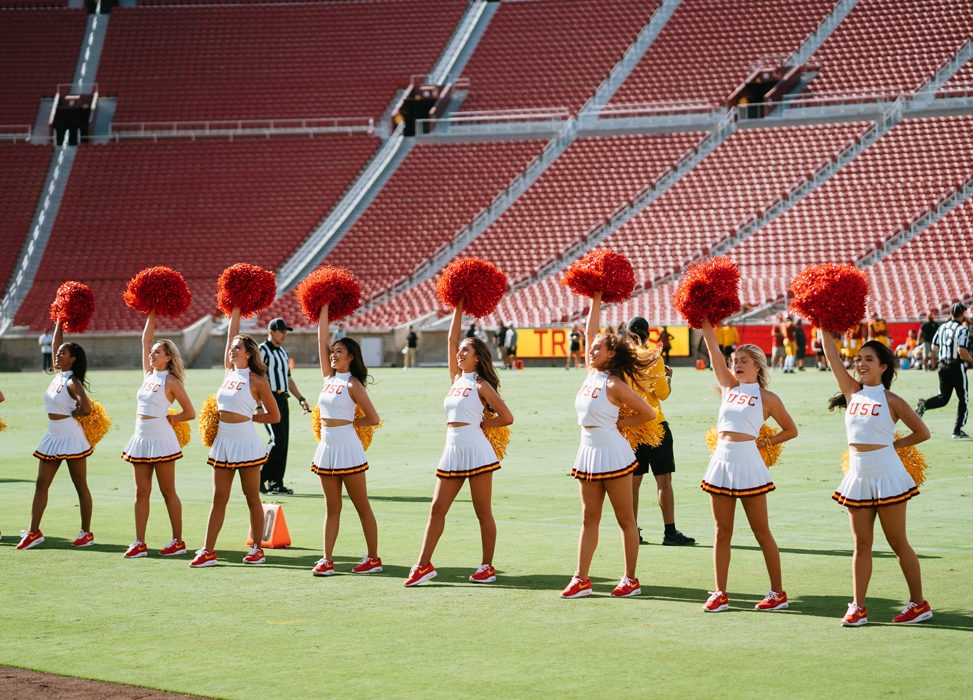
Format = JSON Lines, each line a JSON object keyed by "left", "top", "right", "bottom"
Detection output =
{"left": 247, "top": 503, "right": 291, "bottom": 548}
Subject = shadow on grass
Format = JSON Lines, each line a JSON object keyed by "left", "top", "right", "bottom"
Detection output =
{"left": 796, "top": 595, "right": 973, "bottom": 630}
{"left": 724, "top": 543, "right": 940, "bottom": 561}
{"left": 0, "top": 478, "right": 35, "bottom": 484}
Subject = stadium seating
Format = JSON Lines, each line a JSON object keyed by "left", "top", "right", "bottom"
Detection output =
{"left": 459, "top": 0, "right": 659, "bottom": 113}
{"left": 0, "top": 7, "right": 86, "bottom": 125}
{"left": 867, "top": 195, "right": 973, "bottom": 320}
{"left": 97, "top": 1, "right": 466, "bottom": 123}
{"left": 266, "top": 139, "right": 545, "bottom": 326}
{"left": 731, "top": 116, "right": 973, "bottom": 311}
{"left": 804, "top": 0, "right": 973, "bottom": 96}
{"left": 0, "top": 143, "right": 53, "bottom": 296}
{"left": 14, "top": 134, "right": 379, "bottom": 331}
{"left": 609, "top": 0, "right": 835, "bottom": 107}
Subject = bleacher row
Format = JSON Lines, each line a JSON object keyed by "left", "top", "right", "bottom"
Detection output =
{"left": 1, "top": 0, "right": 972, "bottom": 334}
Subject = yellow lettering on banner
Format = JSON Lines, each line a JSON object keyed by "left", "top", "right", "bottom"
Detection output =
{"left": 514, "top": 327, "right": 690, "bottom": 358}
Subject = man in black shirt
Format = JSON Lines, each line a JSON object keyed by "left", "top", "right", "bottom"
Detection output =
{"left": 918, "top": 311, "right": 939, "bottom": 371}
{"left": 917, "top": 303, "right": 971, "bottom": 439}
{"left": 404, "top": 325, "right": 418, "bottom": 369}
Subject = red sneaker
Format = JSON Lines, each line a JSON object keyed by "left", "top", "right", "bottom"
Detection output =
{"left": 560, "top": 575, "right": 593, "bottom": 599}
{"left": 159, "top": 539, "right": 187, "bottom": 556}
{"left": 189, "top": 549, "right": 217, "bottom": 568}
{"left": 892, "top": 600, "right": 932, "bottom": 624}
{"left": 16, "top": 530, "right": 44, "bottom": 550}
{"left": 404, "top": 563, "right": 437, "bottom": 587}
{"left": 469, "top": 564, "right": 496, "bottom": 583}
{"left": 755, "top": 590, "right": 788, "bottom": 611}
{"left": 352, "top": 555, "right": 383, "bottom": 574}
{"left": 71, "top": 531, "right": 94, "bottom": 548}
{"left": 124, "top": 541, "right": 148, "bottom": 558}
{"left": 243, "top": 546, "right": 265, "bottom": 564}
{"left": 841, "top": 602, "right": 867, "bottom": 626}
{"left": 610, "top": 576, "right": 641, "bottom": 598}
{"left": 702, "top": 590, "right": 729, "bottom": 612}
{"left": 312, "top": 558, "right": 335, "bottom": 576}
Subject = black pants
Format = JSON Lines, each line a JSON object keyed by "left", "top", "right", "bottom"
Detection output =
{"left": 924, "top": 362, "right": 968, "bottom": 434}
{"left": 262, "top": 393, "right": 290, "bottom": 486}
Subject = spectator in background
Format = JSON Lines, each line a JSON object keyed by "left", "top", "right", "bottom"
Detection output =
{"left": 770, "top": 315, "right": 786, "bottom": 371}
{"left": 717, "top": 322, "right": 738, "bottom": 363}
{"left": 659, "top": 326, "right": 673, "bottom": 364}
{"left": 466, "top": 323, "right": 477, "bottom": 339}
{"left": 794, "top": 319, "right": 807, "bottom": 371}
{"left": 503, "top": 325, "right": 518, "bottom": 369}
{"left": 495, "top": 322, "right": 507, "bottom": 362}
{"left": 918, "top": 311, "right": 939, "bottom": 371}
{"left": 567, "top": 325, "right": 584, "bottom": 370}
{"left": 868, "top": 313, "right": 890, "bottom": 347}
{"left": 783, "top": 317, "right": 797, "bottom": 373}
{"left": 474, "top": 325, "right": 489, "bottom": 346}
{"left": 404, "top": 325, "right": 418, "bottom": 370}
{"left": 810, "top": 325, "right": 827, "bottom": 371}
{"left": 39, "top": 327, "right": 54, "bottom": 370}
{"left": 333, "top": 322, "right": 347, "bottom": 342}
{"left": 843, "top": 321, "right": 867, "bottom": 368}
{"left": 895, "top": 330, "right": 918, "bottom": 369}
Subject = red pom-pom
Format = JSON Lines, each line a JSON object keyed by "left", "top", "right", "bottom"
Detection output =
{"left": 123, "top": 266, "right": 192, "bottom": 318}
{"left": 296, "top": 266, "right": 361, "bottom": 322}
{"left": 216, "top": 263, "right": 276, "bottom": 318}
{"left": 49, "top": 281, "right": 95, "bottom": 333}
{"left": 672, "top": 256, "right": 740, "bottom": 328}
{"left": 435, "top": 257, "right": 507, "bottom": 318}
{"left": 789, "top": 264, "right": 868, "bottom": 334}
{"left": 559, "top": 249, "right": 635, "bottom": 303}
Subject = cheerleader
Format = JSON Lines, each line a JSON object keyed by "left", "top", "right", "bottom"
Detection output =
{"left": 121, "top": 311, "right": 196, "bottom": 558}
{"left": 560, "top": 292, "right": 655, "bottom": 599}
{"left": 190, "top": 307, "right": 280, "bottom": 568}
{"left": 699, "top": 319, "right": 797, "bottom": 612}
{"left": 404, "top": 299, "right": 513, "bottom": 586}
{"left": 17, "top": 320, "right": 95, "bottom": 550}
{"left": 821, "top": 334, "right": 931, "bottom": 626}
{"left": 311, "top": 303, "right": 382, "bottom": 577}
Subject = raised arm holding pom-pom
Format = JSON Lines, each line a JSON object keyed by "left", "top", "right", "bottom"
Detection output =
{"left": 192, "top": 306, "right": 278, "bottom": 569}
{"left": 821, "top": 328, "right": 932, "bottom": 626}
{"left": 698, "top": 318, "right": 795, "bottom": 614}
{"left": 310, "top": 301, "right": 383, "bottom": 577}
{"left": 405, "top": 297, "right": 513, "bottom": 588}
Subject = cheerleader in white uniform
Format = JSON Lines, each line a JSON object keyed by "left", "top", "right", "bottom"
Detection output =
{"left": 699, "top": 319, "right": 797, "bottom": 613}
{"left": 310, "top": 303, "right": 382, "bottom": 577}
{"left": 17, "top": 320, "right": 95, "bottom": 550}
{"left": 821, "top": 335, "right": 931, "bottom": 626}
{"left": 121, "top": 311, "right": 196, "bottom": 559}
{"left": 190, "top": 307, "right": 280, "bottom": 568}
{"left": 560, "top": 292, "right": 656, "bottom": 599}
{"left": 405, "top": 298, "right": 514, "bottom": 587}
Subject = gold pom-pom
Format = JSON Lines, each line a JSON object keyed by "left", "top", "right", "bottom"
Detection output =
{"left": 705, "top": 424, "right": 783, "bottom": 467}
{"left": 169, "top": 407, "right": 190, "bottom": 448}
{"left": 77, "top": 400, "right": 112, "bottom": 447}
{"left": 311, "top": 403, "right": 322, "bottom": 443}
{"left": 354, "top": 404, "right": 381, "bottom": 451}
{"left": 311, "top": 402, "right": 381, "bottom": 450}
{"left": 841, "top": 432, "right": 926, "bottom": 487}
{"left": 482, "top": 408, "right": 510, "bottom": 460}
{"left": 619, "top": 409, "right": 664, "bottom": 449}
{"left": 0, "top": 413, "right": 7, "bottom": 432}
{"left": 198, "top": 394, "right": 220, "bottom": 448}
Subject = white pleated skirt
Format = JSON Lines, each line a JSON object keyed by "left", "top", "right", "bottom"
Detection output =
{"left": 833, "top": 445, "right": 918, "bottom": 508}
{"left": 312, "top": 423, "right": 368, "bottom": 476}
{"left": 206, "top": 420, "right": 267, "bottom": 469}
{"left": 701, "top": 439, "right": 775, "bottom": 497}
{"left": 437, "top": 424, "right": 500, "bottom": 479}
{"left": 122, "top": 417, "right": 183, "bottom": 464}
{"left": 34, "top": 417, "right": 92, "bottom": 461}
{"left": 572, "top": 426, "right": 637, "bottom": 481}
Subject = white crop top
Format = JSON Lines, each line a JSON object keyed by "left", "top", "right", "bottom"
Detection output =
{"left": 444, "top": 372, "right": 483, "bottom": 424}
{"left": 845, "top": 383, "right": 895, "bottom": 446}
{"left": 319, "top": 372, "right": 356, "bottom": 422}
{"left": 136, "top": 370, "right": 171, "bottom": 418}
{"left": 575, "top": 371, "right": 618, "bottom": 428}
{"left": 217, "top": 367, "right": 257, "bottom": 417}
{"left": 44, "top": 370, "right": 78, "bottom": 416}
{"left": 717, "top": 382, "right": 763, "bottom": 437}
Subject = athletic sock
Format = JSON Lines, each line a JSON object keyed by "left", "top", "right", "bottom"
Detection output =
{"left": 664, "top": 523, "right": 677, "bottom": 536}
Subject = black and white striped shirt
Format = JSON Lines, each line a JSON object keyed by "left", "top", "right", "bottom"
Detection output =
{"left": 259, "top": 340, "right": 290, "bottom": 393}
{"left": 931, "top": 320, "right": 970, "bottom": 364}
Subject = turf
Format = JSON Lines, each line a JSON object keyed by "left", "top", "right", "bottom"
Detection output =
{"left": 0, "top": 365, "right": 970, "bottom": 699}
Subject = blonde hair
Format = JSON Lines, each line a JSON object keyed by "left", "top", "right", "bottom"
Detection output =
{"left": 732, "top": 344, "right": 769, "bottom": 388}
{"left": 154, "top": 339, "right": 186, "bottom": 383}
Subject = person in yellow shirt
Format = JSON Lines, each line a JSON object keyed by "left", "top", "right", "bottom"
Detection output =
{"left": 627, "top": 317, "right": 694, "bottom": 546}
{"left": 868, "top": 313, "right": 890, "bottom": 347}
{"left": 717, "top": 322, "right": 739, "bottom": 363}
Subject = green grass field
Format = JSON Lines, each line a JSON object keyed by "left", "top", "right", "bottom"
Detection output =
{"left": 0, "top": 365, "right": 970, "bottom": 698}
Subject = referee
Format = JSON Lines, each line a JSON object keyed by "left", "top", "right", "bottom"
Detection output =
{"left": 917, "top": 303, "right": 971, "bottom": 439}
{"left": 260, "top": 317, "right": 309, "bottom": 494}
